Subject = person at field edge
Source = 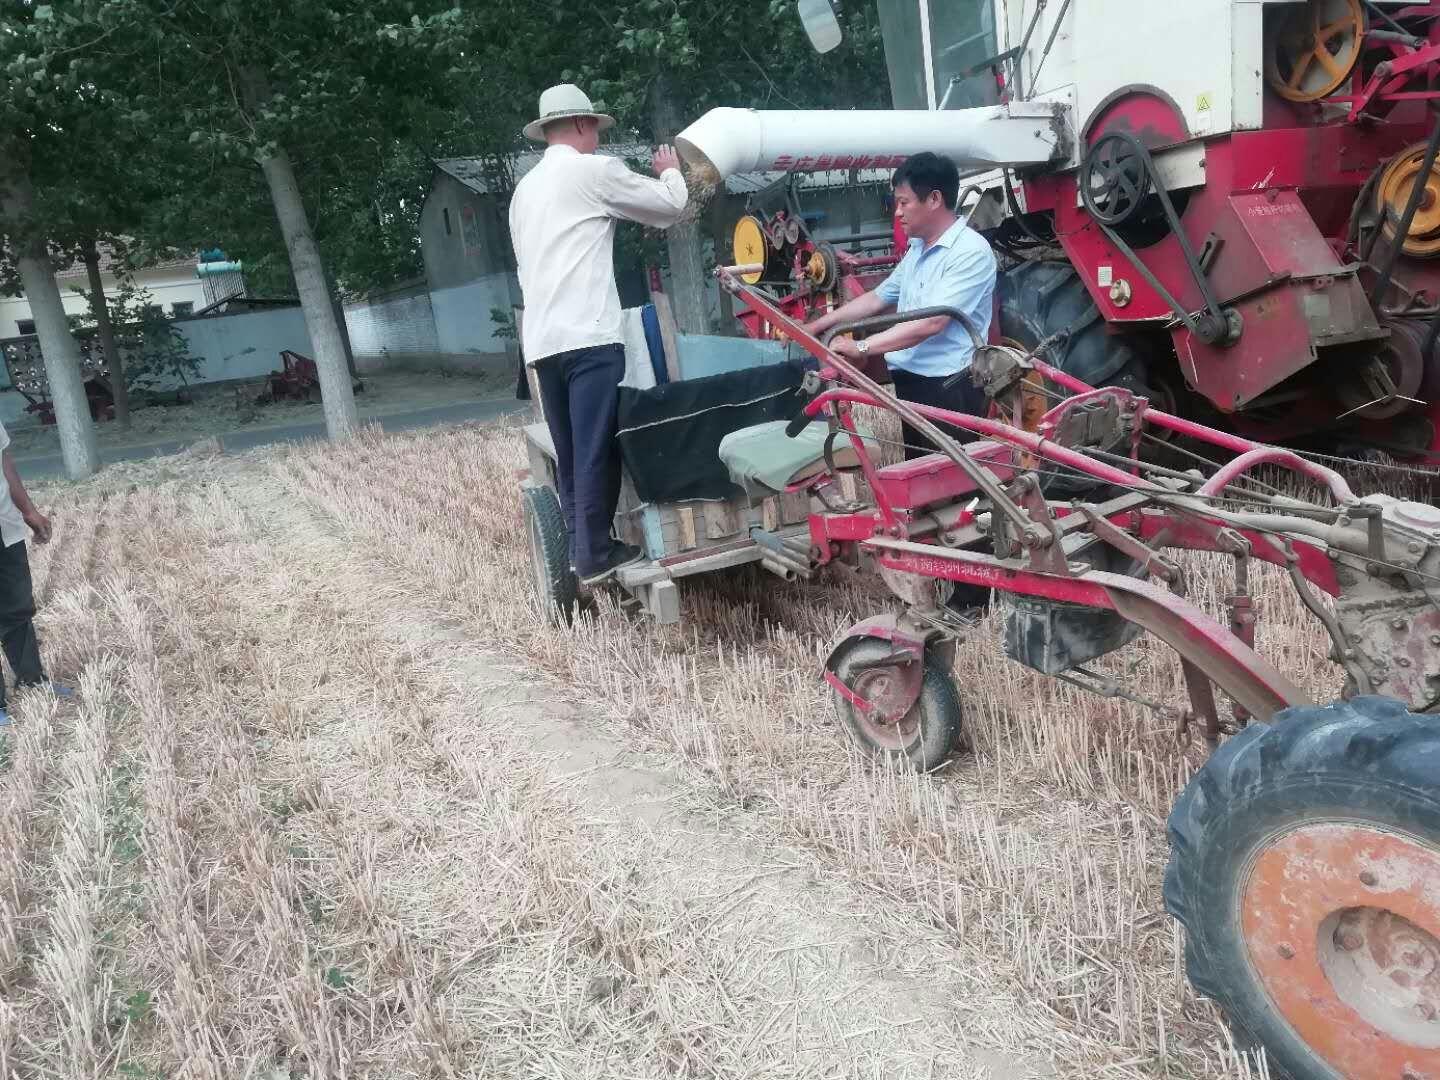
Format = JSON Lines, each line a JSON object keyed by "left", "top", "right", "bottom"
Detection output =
{"left": 509, "top": 83, "right": 690, "bottom": 586}
{"left": 805, "top": 152, "right": 997, "bottom": 614}
{"left": 0, "top": 420, "right": 68, "bottom": 725}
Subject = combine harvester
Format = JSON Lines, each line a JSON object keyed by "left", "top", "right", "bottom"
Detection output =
{"left": 647, "top": 2, "right": 1440, "bottom": 1076}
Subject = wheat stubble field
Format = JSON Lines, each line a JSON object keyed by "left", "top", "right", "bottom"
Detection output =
{"left": 0, "top": 416, "right": 1348, "bottom": 1078}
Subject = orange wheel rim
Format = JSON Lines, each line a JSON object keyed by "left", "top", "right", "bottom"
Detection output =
{"left": 1241, "top": 822, "right": 1440, "bottom": 1076}
{"left": 1378, "top": 145, "right": 1440, "bottom": 257}
{"left": 1266, "top": 0, "right": 1364, "bottom": 104}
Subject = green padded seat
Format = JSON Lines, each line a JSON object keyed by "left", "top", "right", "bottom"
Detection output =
{"left": 718, "top": 420, "right": 878, "bottom": 497}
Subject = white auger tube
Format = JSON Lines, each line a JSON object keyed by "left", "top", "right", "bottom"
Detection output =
{"left": 675, "top": 103, "right": 1068, "bottom": 180}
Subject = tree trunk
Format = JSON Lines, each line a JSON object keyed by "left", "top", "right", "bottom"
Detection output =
{"left": 0, "top": 170, "right": 99, "bottom": 479}
{"left": 651, "top": 73, "right": 710, "bottom": 336}
{"left": 256, "top": 145, "right": 358, "bottom": 439}
{"left": 326, "top": 271, "right": 358, "bottom": 380}
{"left": 81, "top": 238, "right": 130, "bottom": 429}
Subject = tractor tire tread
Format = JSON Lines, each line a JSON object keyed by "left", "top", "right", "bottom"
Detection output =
{"left": 522, "top": 485, "right": 577, "bottom": 626}
{"left": 1163, "top": 695, "right": 1440, "bottom": 1078}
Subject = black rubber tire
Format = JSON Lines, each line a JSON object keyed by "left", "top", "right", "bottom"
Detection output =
{"left": 830, "top": 638, "right": 965, "bottom": 771}
{"left": 1164, "top": 695, "right": 1440, "bottom": 1079}
{"left": 522, "top": 485, "right": 577, "bottom": 627}
{"left": 999, "top": 259, "right": 1169, "bottom": 492}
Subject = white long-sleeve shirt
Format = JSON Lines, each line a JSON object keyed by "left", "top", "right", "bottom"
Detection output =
{"left": 509, "top": 144, "right": 688, "bottom": 364}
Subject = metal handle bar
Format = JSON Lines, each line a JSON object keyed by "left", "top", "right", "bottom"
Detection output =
{"left": 787, "top": 307, "right": 985, "bottom": 438}
{"left": 820, "top": 305, "right": 986, "bottom": 354}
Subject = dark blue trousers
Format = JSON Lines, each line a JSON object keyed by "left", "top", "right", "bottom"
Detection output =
{"left": 534, "top": 344, "right": 626, "bottom": 575}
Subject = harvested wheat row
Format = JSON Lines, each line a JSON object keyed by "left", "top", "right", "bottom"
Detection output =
{"left": 30, "top": 665, "right": 118, "bottom": 1078}
{"left": 267, "top": 421, "right": 1303, "bottom": 1075}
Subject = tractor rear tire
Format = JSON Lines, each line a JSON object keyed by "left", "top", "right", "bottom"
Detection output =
{"left": 522, "top": 485, "right": 577, "bottom": 627}
{"left": 999, "top": 260, "right": 1172, "bottom": 490}
{"left": 1164, "top": 695, "right": 1440, "bottom": 1079}
{"left": 830, "top": 638, "right": 966, "bottom": 772}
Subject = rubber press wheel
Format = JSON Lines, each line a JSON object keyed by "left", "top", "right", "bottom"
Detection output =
{"left": 522, "top": 485, "right": 577, "bottom": 627}
{"left": 829, "top": 638, "right": 966, "bottom": 772}
{"left": 1164, "top": 696, "right": 1440, "bottom": 1079}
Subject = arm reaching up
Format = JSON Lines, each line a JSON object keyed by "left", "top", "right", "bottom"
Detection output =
{"left": 596, "top": 148, "right": 688, "bottom": 228}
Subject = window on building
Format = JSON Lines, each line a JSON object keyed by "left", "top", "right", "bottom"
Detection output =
{"left": 443, "top": 207, "right": 452, "bottom": 236}
{"left": 172, "top": 301, "right": 194, "bottom": 317}
{"left": 143, "top": 304, "right": 163, "bottom": 320}
{"left": 14, "top": 319, "right": 35, "bottom": 336}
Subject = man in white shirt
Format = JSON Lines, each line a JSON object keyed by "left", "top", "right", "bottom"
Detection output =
{"left": 0, "top": 420, "right": 62, "bottom": 724}
{"left": 509, "top": 83, "right": 689, "bottom": 585}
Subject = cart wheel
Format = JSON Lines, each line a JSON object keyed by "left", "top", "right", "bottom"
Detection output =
{"left": 1165, "top": 695, "right": 1440, "bottom": 1079}
{"left": 522, "top": 485, "right": 577, "bottom": 627}
{"left": 829, "top": 638, "right": 965, "bottom": 771}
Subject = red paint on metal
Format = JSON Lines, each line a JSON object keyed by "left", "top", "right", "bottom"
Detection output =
{"left": 1137, "top": 513, "right": 1341, "bottom": 597}
{"left": 1085, "top": 90, "right": 1190, "bottom": 148}
{"left": 1232, "top": 191, "right": 1345, "bottom": 276}
{"left": 871, "top": 546, "right": 1307, "bottom": 718}
{"left": 872, "top": 441, "right": 1016, "bottom": 509}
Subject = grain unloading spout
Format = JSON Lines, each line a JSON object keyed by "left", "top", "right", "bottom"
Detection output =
{"left": 675, "top": 103, "right": 1069, "bottom": 180}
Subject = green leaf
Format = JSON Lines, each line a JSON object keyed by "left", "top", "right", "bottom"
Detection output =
{"left": 323, "top": 966, "right": 354, "bottom": 990}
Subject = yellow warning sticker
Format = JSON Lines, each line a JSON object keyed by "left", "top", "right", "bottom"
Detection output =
{"left": 1197, "top": 92, "right": 1213, "bottom": 112}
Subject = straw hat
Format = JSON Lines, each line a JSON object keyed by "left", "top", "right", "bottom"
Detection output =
{"left": 523, "top": 83, "right": 616, "bottom": 142}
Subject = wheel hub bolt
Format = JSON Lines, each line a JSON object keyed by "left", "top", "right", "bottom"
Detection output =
{"left": 1339, "top": 931, "right": 1365, "bottom": 951}
{"left": 1277, "top": 943, "right": 1295, "bottom": 959}
{"left": 1360, "top": 869, "right": 1379, "bottom": 887}
{"left": 1400, "top": 658, "right": 1414, "bottom": 668}
{"left": 1393, "top": 618, "right": 1408, "bottom": 630}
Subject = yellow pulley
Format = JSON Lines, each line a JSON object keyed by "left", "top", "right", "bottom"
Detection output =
{"left": 1376, "top": 143, "right": 1440, "bottom": 258}
{"left": 1265, "top": 0, "right": 1364, "bottom": 104}
{"left": 732, "top": 215, "right": 768, "bottom": 284}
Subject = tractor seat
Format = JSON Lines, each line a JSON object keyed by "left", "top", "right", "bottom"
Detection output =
{"left": 718, "top": 420, "right": 878, "bottom": 497}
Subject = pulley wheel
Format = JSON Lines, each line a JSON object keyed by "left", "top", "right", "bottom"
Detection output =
{"left": 1081, "top": 131, "right": 1151, "bottom": 228}
{"left": 1337, "top": 318, "right": 1427, "bottom": 421}
{"left": 1377, "top": 143, "right": 1440, "bottom": 258}
{"left": 805, "top": 243, "right": 840, "bottom": 292}
{"left": 732, "top": 215, "right": 768, "bottom": 284}
{"left": 1265, "top": 0, "right": 1364, "bottom": 103}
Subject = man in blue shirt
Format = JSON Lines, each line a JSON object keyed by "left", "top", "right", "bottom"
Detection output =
{"left": 807, "top": 152, "right": 997, "bottom": 461}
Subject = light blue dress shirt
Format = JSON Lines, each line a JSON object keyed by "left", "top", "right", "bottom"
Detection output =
{"left": 874, "top": 218, "right": 997, "bottom": 377}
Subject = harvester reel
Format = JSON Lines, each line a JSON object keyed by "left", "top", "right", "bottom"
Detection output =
{"left": 1080, "top": 133, "right": 1151, "bottom": 228}
{"left": 1265, "top": 0, "right": 1364, "bottom": 103}
{"left": 1377, "top": 142, "right": 1440, "bottom": 258}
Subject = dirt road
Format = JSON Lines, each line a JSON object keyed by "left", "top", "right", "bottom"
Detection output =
{"left": 0, "top": 419, "right": 1304, "bottom": 1077}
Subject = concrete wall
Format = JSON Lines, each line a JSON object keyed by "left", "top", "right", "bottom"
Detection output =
{"left": 0, "top": 265, "right": 208, "bottom": 339}
{"left": 341, "top": 273, "right": 517, "bottom": 376}
{"left": 420, "top": 172, "right": 511, "bottom": 292}
{"left": 171, "top": 306, "right": 315, "bottom": 387}
{"left": 431, "top": 274, "right": 518, "bottom": 357}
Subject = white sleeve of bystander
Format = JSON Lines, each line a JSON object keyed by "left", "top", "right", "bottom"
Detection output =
{"left": 595, "top": 157, "right": 689, "bottom": 228}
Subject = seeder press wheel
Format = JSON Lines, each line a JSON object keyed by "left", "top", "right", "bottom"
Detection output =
{"left": 1265, "top": 0, "right": 1364, "bottom": 104}
{"left": 829, "top": 638, "right": 966, "bottom": 771}
{"left": 1166, "top": 696, "right": 1440, "bottom": 1078}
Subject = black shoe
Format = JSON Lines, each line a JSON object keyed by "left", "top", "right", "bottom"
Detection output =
{"left": 579, "top": 543, "right": 646, "bottom": 586}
